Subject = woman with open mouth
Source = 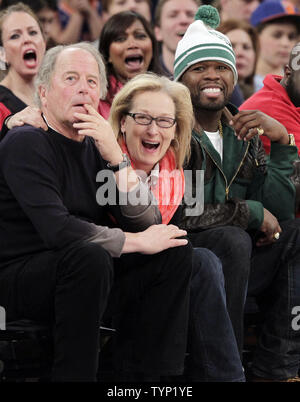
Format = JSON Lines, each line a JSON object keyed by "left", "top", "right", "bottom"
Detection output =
{"left": 0, "top": 3, "right": 46, "bottom": 130}
{"left": 108, "top": 73, "right": 245, "bottom": 382}
{"left": 98, "top": 10, "right": 162, "bottom": 119}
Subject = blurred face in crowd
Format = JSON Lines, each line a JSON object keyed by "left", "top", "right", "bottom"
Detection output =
{"left": 181, "top": 61, "right": 235, "bottom": 112}
{"left": 220, "top": 0, "right": 261, "bottom": 22}
{"left": 121, "top": 90, "right": 176, "bottom": 174}
{"left": 40, "top": 48, "right": 101, "bottom": 134}
{"left": 154, "top": 0, "right": 198, "bottom": 54}
{"left": 1, "top": 11, "right": 46, "bottom": 79}
{"left": 37, "top": 7, "right": 57, "bottom": 42}
{"left": 258, "top": 22, "right": 298, "bottom": 71}
{"left": 104, "top": 0, "right": 151, "bottom": 22}
{"left": 108, "top": 19, "right": 153, "bottom": 83}
{"left": 226, "top": 28, "right": 256, "bottom": 80}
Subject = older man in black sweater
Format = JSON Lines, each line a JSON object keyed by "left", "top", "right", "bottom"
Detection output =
{"left": 0, "top": 42, "right": 193, "bottom": 381}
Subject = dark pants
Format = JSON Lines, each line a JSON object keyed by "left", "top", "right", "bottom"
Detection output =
{"left": 188, "top": 226, "right": 252, "bottom": 356}
{"left": 0, "top": 242, "right": 112, "bottom": 381}
{"left": 0, "top": 241, "right": 193, "bottom": 381}
{"left": 108, "top": 243, "right": 193, "bottom": 377}
{"left": 249, "top": 219, "right": 300, "bottom": 380}
{"left": 187, "top": 248, "right": 245, "bottom": 382}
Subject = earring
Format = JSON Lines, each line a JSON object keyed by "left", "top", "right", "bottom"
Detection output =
{"left": 121, "top": 130, "right": 126, "bottom": 142}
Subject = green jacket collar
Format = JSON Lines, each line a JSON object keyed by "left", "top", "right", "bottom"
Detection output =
{"left": 192, "top": 121, "right": 250, "bottom": 184}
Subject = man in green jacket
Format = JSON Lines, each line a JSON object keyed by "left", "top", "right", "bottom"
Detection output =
{"left": 175, "top": 5, "right": 300, "bottom": 381}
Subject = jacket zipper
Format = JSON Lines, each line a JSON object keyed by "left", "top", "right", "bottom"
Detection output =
{"left": 202, "top": 141, "right": 250, "bottom": 200}
{"left": 227, "top": 141, "right": 250, "bottom": 197}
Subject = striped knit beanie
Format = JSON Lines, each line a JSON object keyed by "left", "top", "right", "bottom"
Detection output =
{"left": 173, "top": 5, "right": 238, "bottom": 84}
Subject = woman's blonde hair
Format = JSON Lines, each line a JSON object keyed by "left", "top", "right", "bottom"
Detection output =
{"left": 109, "top": 72, "right": 194, "bottom": 168}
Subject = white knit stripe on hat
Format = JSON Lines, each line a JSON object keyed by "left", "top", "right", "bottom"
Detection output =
{"left": 174, "top": 44, "right": 236, "bottom": 82}
{"left": 173, "top": 19, "right": 238, "bottom": 84}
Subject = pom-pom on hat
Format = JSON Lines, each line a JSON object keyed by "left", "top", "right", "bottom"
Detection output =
{"left": 173, "top": 5, "right": 238, "bottom": 84}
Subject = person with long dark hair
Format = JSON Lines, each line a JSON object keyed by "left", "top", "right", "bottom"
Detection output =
{"left": 98, "top": 10, "right": 162, "bottom": 119}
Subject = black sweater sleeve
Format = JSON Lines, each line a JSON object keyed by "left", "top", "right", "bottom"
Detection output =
{"left": 0, "top": 127, "right": 125, "bottom": 258}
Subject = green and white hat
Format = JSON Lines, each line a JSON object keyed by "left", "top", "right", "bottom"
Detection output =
{"left": 173, "top": 5, "right": 238, "bottom": 84}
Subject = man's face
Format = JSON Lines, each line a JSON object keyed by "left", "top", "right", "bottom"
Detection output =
{"left": 285, "top": 65, "right": 300, "bottom": 107}
{"left": 180, "top": 60, "right": 235, "bottom": 111}
{"left": 40, "top": 48, "right": 101, "bottom": 132}
{"left": 221, "top": 0, "right": 260, "bottom": 22}
{"left": 155, "top": 0, "right": 198, "bottom": 54}
{"left": 106, "top": 0, "right": 151, "bottom": 22}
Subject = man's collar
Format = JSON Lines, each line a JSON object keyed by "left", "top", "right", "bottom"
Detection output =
{"left": 42, "top": 114, "right": 55, "bottom": 131}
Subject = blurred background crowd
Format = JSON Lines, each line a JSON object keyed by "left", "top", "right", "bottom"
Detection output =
{"left": 1, "top": 0, "right": 300, "bottom": 110}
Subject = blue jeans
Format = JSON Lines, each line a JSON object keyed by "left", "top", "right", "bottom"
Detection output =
{"left": 188, "top": 227, "right": 252, "bottom": 356}
{"left": 249, "top": 219, "right": 300, "bottom": 380}
{"left": 186, "top": 247, "right": 245, "bottom": 382}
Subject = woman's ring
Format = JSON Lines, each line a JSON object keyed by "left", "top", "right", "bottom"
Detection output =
{"left": 273, "top": 232, "right": 280, "bottom": 240}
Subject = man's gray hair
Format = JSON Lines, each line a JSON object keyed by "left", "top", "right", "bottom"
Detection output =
{"left": 35, "top": 42, "right": 108, "bottom": 107}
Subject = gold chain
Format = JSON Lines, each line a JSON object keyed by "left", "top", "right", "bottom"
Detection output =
{"left": 218, "top": 120, "right": 223, "bottom": 138}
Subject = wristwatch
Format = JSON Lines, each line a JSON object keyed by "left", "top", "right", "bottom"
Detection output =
{"left": 4, "top": 114, "right": 13, "bottom": 128}
{"left": 107, "top": 153, "right": 131, "bottom": 172}
{"left": 288, "top": 133, "right": 296, "bottom": 146}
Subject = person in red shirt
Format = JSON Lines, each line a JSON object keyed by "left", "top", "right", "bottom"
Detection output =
{"left": 240, "top": 42, "right": 300, "bottom": 155}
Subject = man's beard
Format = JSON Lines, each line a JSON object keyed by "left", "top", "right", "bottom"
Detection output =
{"left": 286, "top": 76, "right": 300, "bottom": 107}
{"left": 190, "top": 88, "right": 229, "bottom": 112}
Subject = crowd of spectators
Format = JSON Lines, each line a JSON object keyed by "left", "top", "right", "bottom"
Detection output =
{"left": 1, "top": 0, "right": 298, "bottom": 106}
